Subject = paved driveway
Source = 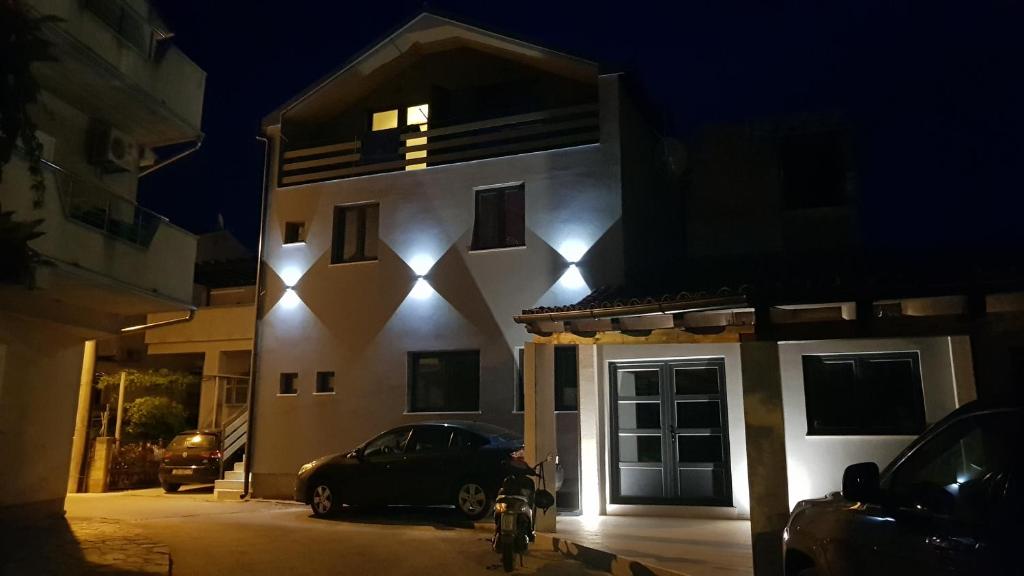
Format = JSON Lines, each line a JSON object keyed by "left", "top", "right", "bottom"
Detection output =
{"left": 65, "top": 487, "right": 603, "bottom": 576}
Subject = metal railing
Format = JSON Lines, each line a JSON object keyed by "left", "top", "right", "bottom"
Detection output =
{"left": 41, "top": 158, "right": 169, "bottom": 248}
{"left": 221, "top": 408, "right": 248, "bottom": 467}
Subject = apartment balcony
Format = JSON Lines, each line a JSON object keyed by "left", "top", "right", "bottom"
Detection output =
{"left": 24, "top": 0, "right": 205, "bottom": 145}
{"left": 0, "top": 154, "right": 196, "bottom": 333}
{"left": 279, "top": 103, "right": 599, "bottom": 187}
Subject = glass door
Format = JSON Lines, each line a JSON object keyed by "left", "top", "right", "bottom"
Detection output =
{"left": 611, "top": 359, "right": 731, "bottom": 505}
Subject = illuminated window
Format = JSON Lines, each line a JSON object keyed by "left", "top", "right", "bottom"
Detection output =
{"left": 472, "top": 184, "right": 525, "bottom": 251}
{"left": 279, "top": 372, "right": 298, "bottom": 395}
{"left": 408, "top": 351, "right": 479, "bottom": 413}
{"left": 331, "top": 203, "right": 379, "bottom": 264}
{"left": 371, "top": 109, "right": 398, "bottom": 131}
{"left": 283, "top": 221, "right": 305, "bottom": 244}
{"left": 405, "top": 104, "right": 429, "bottom": 171}
{"left": 315, "top": 371, "right": 335, "bottom": 394}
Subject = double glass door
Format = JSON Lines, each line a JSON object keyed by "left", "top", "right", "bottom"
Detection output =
{"left": 611, "top": 358, "right": 731, "bottom": 505}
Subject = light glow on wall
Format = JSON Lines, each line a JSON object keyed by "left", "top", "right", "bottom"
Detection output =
{"left": 558, "top": 239, "right": 589, "bottom": 264}
{"left": 280, "top": 266, "right": 304, "bottom": 288}
{"left": 409, "top": 277, "right": 435, "bottom": 300}
{"left": 408, "top": 254, "right": 436, "bottom": 277}
{"left": 280, "top": 288, "right": 302, "bottom": 309}
{"left": 558, "top": 264, "right": 587, "bottom": 290}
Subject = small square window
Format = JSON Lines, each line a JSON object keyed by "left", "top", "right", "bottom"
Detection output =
{"left": 371, "top": 109, "right": 398, "bottom": 131}
{"left": 284, "top": 221, "right": 306, "bottom": 244}
{"left": 315, "top": 371, "right": 335, "bottom": 394}
{"left": 279, "top": 372, "right": 298, "bottom": 395}
{"left": 471, "top": 184, "right": 525, "bottom": 251}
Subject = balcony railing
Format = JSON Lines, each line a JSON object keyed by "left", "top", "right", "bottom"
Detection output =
{"left": 42, "top": 158, "right": 169, "bottom": 248}
{"left": 279, "top": 103, "right": 600, "bottom": 187}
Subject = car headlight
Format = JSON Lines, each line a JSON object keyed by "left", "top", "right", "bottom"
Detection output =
{"left": 493, "top": 502, "right": 507, "bottom": 513}
{"left": 298, "top": 462, "right": 314, "bottom": 475}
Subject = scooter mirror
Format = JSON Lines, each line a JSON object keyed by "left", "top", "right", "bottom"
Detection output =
{"left": 535, "top": 489, "right": 555, "bottom": 511}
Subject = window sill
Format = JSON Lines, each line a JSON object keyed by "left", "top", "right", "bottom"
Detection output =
{"left": 282, "top": 241, "right": 306, "bottom": 246}
{"left": 313, "top": 391, "right": 336, "bottom": 396}
{"left": 403, "top": 411, "right": 482, "bottom": 415}
{"left": 328, "top": 259, "right": 378, "bottom": 267}
{"left": 468, "top": 245, "right": 527, "bottom": 254}
{"left": 277, "top": 393, "right": 298, "bottom": 397}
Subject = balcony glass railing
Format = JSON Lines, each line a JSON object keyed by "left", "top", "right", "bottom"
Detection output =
{"left": 42, "top": 158, "right": 167, "bottom": 247}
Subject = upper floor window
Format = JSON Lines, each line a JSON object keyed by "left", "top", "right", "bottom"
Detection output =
{"left": 780, "top": 130, "right": 847, "bottom": 210}
{"left": 471, "top": 184, "right": 525, "bottom": 251}
{"left": 802, "top": 352, "right": 925, "bottom": 436}
{"left": 371, "top": 110, "right": 399, "bottom": 131}
{"left": 331, "top": 203, "right": 379, "bottom": 264}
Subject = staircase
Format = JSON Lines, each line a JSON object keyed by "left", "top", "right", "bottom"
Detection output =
{"left": 214, "top": 458, "right": 248, "bottom": 500}
{"left": 214, "top": 410, "right": 249, "bottom": 500}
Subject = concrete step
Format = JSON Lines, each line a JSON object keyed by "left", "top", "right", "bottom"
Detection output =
{"left": 214, "top": 488, "right": 242, "bottom": 501}
{"left": 215, "top": 479, "right": 244, "bottom": 491}
{"left": 224, "top": 470, "right": 245, "bottom": 482}
{"left": 232, "top": 460, "right": 246, "bottom": 473}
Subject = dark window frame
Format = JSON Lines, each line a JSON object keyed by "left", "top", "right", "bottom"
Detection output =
{"left": 407, "top": 350, "right": 481, "bottom": 413}
{"left": 512, "top": 345, "right": 578, "bottom": 413}
{"left": 802, "top": 351, "right": 926, "bottom": 436}
{"left": 279, "top": 372, "right": 298, "bottom": 396}
{"left": 283, "top": 221, "right": 306, "bottom": 244}
{"left": 315, "top": 371, "right": 335, "bottom": 394}
{"left": 470, "top": 183, "right": 525, "bottom": 251}
{"left": 331, "top": 203, "right": 379, "bottom": 264}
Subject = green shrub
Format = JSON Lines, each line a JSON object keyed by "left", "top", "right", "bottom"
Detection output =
{"left": 125, "top": 396, "right": 187, "bottom": 443}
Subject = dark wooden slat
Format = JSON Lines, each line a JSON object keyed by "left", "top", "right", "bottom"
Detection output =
{"left": 283, "top": 140, "right": 360, "bottom": 159}
{"left": 398, "top": 103, "right": 599, "bottom": 141}
{"left": 282, "top": 152, "right": 361, "bottom": 172}
{"left": 281, "top": 131, "right": 599, "bottom": 185}
{"left": 399, "top": 117, "right": 598, "bottom": 154}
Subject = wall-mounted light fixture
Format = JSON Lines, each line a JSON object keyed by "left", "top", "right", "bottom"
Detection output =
{"left": 280, "top": 287, "right": 301, "bottom": 309}
{"left": 558, "top": 264, "right": 587, "bottom": 290}
{"left": 280, "top": 266, "right": 303, "bottom": 289}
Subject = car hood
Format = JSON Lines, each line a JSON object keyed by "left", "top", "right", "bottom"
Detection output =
{"left": 791, "top": 491, "right": 847, "bottom": 517}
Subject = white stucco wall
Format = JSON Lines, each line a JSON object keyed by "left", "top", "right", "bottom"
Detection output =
{"left": 253, "top": 124, "right": 623, "bottom": 497}
{"left": 584, "top": 344, "right": 751, "bottom": 519}
{"left": 779, "top": 336, "right": 975, "bottom": 509}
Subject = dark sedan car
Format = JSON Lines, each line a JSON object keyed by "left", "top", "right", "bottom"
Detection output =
{"left": 295, "top": 421, "right": 526, "bottom": 519}
{"left": 784, "top": 401, "right": 1022, "bottom": 576}
{"left": 158, "top": 430, "right": 222, "bottom": 492}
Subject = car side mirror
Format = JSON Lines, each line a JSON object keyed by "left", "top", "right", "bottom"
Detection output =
{"left": 843, "top": 462, "right": 881, "bottom": 503}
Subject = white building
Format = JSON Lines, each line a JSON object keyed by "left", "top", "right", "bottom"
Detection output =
{"left": 0, "top": 0, "right": 204, "bottom": 523}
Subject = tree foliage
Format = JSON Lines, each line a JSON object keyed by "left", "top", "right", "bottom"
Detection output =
{"left": 98, "top": 368, "right": 201, "bottom": 396}
{"left": 0, "top": 0, "right": 60, "bottom": 192}
{"left": 124, "top": 396, "right": 187, "bottom": 443}
{"left": 0, "top": 201, "right": 44, "bottom": 285}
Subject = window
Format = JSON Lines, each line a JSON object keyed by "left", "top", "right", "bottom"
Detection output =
{"left": 331, "top": 204, "right": 379, "bottom": 264}
{"left": 513, "top": 346, "right": 577, "bottom": 412}
{"left": 315, "top": 371, "right": 334, "bottom": 394}
{"left": 471, "top": 184, "right": 525, "bottom": 251}
{"left": 283, "top": 221, "right": 306, "bottom": 244}
{"left": 450, "top": 430, "right": 482, "bottom": 450}
{"left": 802, "top": 352, "right": 925, "bottom": 436}
{"left": 279, "top": 372, "right": 297, "bottom": 395}
{"left": 405, "top": 104, "right": 429, "bottom": 171}
{"left": 780, "top": 130, "right": 847, "bottom": 209}
{"left": 371, "top": 110, "right": 398, "bottom": 131}
{"left": 224, "top": 377, "right": 248, "bottom": 405}
{"left": 555, "top": 346, "right": 579, "bottom": 411}
{"left": 408, "top": 351, "right": 480, "bottom": 413}
{"left": 407, "top": 426, "right": 452, "bottom": 453}
{"left": 363, "top": 428, "right": 411, "bottom": 458}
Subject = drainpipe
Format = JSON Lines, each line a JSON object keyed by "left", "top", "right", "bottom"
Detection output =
{"left": 119, "top": 309, "right": 195, "bottom": 334}
{"left": 139, "top": 135, "right": 204, "bottom": 177}
{"left": 242, "top": 133, "right": 272, "bottom": 499}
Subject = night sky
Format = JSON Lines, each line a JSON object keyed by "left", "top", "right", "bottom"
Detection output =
{"left": 141, "top": 1, "right": 1024, "bottom": 253}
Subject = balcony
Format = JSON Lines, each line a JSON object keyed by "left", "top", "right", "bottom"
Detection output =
{"left": 0, "top": 154, "right": 197, "bottom": 324}
{"left": 279, "top": 103, "right": 599, "bottom": 187}
{"left": 24, "top": 0, "right": 205, "bottom": 145}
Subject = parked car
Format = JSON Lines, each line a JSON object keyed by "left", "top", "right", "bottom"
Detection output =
{"left": 295, "top": 421, "right": 553, "bottom": 519}
{"left": 784, "top": 401, "right": 1022, "bottom": 576}
{"left": 158, "top": 430, "right": 222, "bottom": 492}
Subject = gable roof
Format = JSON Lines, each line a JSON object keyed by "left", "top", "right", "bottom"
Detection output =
{"left": 261, "top": 11, "right": 598, "bottom": 129}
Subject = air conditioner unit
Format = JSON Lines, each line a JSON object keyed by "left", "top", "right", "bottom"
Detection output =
{"left": 88, "top": 124, "right": 138, "bottom": 173}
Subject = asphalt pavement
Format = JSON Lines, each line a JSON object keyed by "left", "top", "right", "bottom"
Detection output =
{"left": 64, "top": 486, "right": 605, "bottom": 576}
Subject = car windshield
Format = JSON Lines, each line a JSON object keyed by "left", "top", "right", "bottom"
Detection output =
{"left": 168, "top": 434, "right": 217, "bottom": 450}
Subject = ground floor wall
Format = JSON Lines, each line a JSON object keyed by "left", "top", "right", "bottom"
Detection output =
{"left": 0, "top": 312, "right": 86, "bottom": 525}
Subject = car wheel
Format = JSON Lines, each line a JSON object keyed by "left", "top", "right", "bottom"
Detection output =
{"left": 455, "top": 480, "right": 490, "bottom": 520}
{"left": 161, "top": 482, "right": 181, "bottom": 493}
{"left": 310, "top": 481, "right": 340, "bottom": 517}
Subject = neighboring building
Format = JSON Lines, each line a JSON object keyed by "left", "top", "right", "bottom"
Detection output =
{"left": 0, "top": 0, "right": 204, "bottom": 523}
{"left": 251, "top": 13, "right": 663, "bottom": 502}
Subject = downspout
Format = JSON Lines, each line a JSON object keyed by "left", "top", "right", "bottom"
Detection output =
{"left": 139, "top": 135, "right": 204, "bottom": 177}
{"left": 120, "top": 309, "right": 195, "bottom": 334}
{"left": 242, "top": 133, "right": 272, "bottom": 499}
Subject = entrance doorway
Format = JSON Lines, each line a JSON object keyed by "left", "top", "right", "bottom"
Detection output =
{"left": 610, "top": 358, "right": 731, "bottom": 506}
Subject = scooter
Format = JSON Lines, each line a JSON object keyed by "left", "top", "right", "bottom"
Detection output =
{"left": 492, "top": 453, "right": 555, "bottom": 572}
